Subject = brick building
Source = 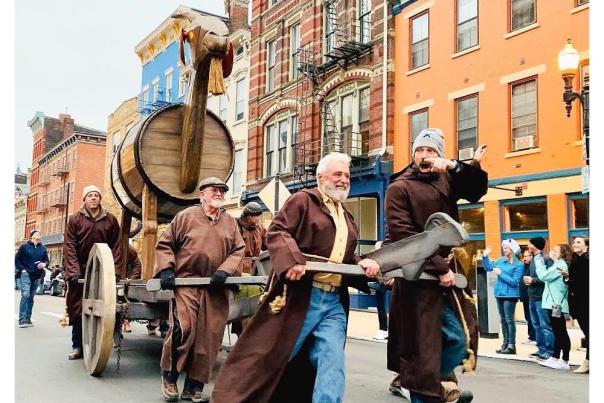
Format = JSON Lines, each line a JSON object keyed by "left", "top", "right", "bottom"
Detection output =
{"left": 14, "top": 172, "right": 29, "bottom": 249}
{"left": 392, "top": 0, "right": 589, "bottom": 290}
{"left": 243, "top": 0, "right": 395, "bottom": 252}
{"left": 26, "top": 112, "right": 107, "bottom": 266}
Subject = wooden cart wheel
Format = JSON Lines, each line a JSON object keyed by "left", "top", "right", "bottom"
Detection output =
{"left": 82, "top": 243, "right": 116, "bottom": 376}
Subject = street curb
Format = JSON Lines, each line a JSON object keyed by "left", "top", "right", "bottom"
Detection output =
{"left": 346, "top": 335, "right": 580, "bottom": 366}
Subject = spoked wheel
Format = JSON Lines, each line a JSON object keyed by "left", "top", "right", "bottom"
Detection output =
{"left": 82, "top": 243, "right": 116, "bottom": 376}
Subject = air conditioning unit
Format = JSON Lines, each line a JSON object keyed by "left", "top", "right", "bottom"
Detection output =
{"left": 458, "top": 147, "right": 474, "bottom": 161}
{"left": 514, "top": 135, "right": 535, "bottom": 151}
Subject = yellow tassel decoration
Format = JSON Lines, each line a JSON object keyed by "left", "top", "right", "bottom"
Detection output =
{"left": 208, "top": 57, "right": 226, "bottom": 95}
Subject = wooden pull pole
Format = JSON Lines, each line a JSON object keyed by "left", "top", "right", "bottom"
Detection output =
{"left": 141, "top": 185, "right": 158, "bottom": 280}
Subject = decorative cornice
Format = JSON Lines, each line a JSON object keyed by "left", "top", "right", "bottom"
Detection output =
{"left": 259, "top": 98, "right": 298, "bottom": 125}
{"left": 38, "top": 133, "right": 107, "bottom": 165}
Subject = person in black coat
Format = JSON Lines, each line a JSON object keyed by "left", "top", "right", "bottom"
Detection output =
{"left": 562, "top": 236, "right": 589, "bottom": 373}
{"left": 519, "top": 249, "right": 536, "bottom": 343}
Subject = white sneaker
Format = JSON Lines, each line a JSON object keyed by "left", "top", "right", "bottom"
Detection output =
{"left": 539, "top": 357, "right": 560, "bottom": 368}
{"left": 521, "top": 339, "right": 536, "bottom": 345}
{"left": 554, "top": 360, "right": 570, "bottom": 370}
{"left": 373, "top": 330, "right": 388, "bottom": 340}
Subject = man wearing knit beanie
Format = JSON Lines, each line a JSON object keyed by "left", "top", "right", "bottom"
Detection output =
{"left": 385, "top": 127, "right": 489, "bottom": 403}
{"left": 524, "top": 236, "right": 555, "bottom": 360}
{"left": 62, "top": 184, "right": 122, "bottom": 360}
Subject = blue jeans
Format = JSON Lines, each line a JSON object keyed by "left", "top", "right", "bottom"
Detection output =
{"left": 496, "top": 298, "right": 518, "bottom": 347}
{"left": 529, "top": 300, "right": 554, "bottom": 357}
{"left": 19, "top": 272, "right": 41, "bottom": 322}
{"left": 410, "top": 300, "right": 467, "bottom": 403}
{"left": 289, "top": 287, "right": 347, "bottom": 403}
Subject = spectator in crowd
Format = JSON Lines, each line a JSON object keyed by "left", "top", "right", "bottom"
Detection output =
{"left": 15, "top": 229, "right": 49, "bottom": 328}
{"left": 482, "top": 239, "right": 524, "bottom": 354}
{"left": 535, "top": 244, "right": 572, "bottom": 370}
{"left": 564, "top": 236, "right": 589, "bottom": 374}
{"left": 519, "top": 249, "right": 536, "bottom": 344}
{"left": 524, "top": 237, "right": 554, "bottom": 360}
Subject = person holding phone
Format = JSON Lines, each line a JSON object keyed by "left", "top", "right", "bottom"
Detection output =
{"left": 482, "top": 239, "right": 524, "bottom": 354}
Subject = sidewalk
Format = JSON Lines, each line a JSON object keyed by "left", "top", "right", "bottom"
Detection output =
{"left": 347, "top": 309, "right": 586, "bottom": 366}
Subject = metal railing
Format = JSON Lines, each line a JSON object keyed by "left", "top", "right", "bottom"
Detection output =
{"left": 138, "top": 87, "right": 175, "bottom": 116}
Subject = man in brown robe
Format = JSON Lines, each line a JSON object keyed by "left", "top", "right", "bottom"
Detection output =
{"left": 231, "top": 202, "right": 267, "bottom": 336}
{"left": 63, "top": 185, "right": 122, "bottom": 360}
{"left": 154, "top": 177, "right": 245, "bottom": 403}
{"left": 385, "top": 128, "right": 487, "bottom": 403}
{"left": 212, "top": 152, "right": 379, "bottom": 403}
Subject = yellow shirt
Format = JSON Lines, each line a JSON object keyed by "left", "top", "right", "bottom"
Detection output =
{"left": 312, "top": 188, "right": 349, "bottom": 287}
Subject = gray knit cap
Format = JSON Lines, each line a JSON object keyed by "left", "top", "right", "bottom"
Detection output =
{"left": 412, "top": 128, "right": 445, "bottom": 158}
{"left": 242, "top": 202, "right": 263, "bottom": 217}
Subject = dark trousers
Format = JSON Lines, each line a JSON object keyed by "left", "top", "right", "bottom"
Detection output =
{"left": 376, "top": 283, "right": 389, "bottom": 331}
{"left": 72, "top": 317, "right": 82, "bottom": 350}
{"left": 521, "top": 298, "right": 535, "bottom": 340}
{"left": 547, "top": 310, "right": 571, "bottom": 361}
{"left": 575, "top": 311, "right": 589, "bottom": 360}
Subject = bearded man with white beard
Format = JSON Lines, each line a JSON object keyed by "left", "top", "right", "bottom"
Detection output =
{"left": 154, "top": 177, "right": 245, "bottom": 402}
{"left": 212, "top": 152, "right": 379, "bottom": 403}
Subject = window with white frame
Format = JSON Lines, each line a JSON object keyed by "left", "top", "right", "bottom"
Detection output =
{"left": 152, "top": 78, "right": 160, "bottom": 102}
{"left": 227, "top": 149, "right": 245, "bottom": 195}
{"left": 325, "top": 2, "right": 336, "bottom": 54}
{"left": 410, "top": 12, "right": 429, "bottom": 69}
{"left": 235, "top": 78, "right": 246, "bottom": 121}
{"left": 165, "top": 69, "right": 173, "bottom": 101}
{"left": 457, "top": 0, "right": 478, "bottom": 52}
{"left": 178, "top": 73, "right": 187, "bottom": 97}
{"left": 456, "top": 95, "right": 478, "bottom": 159}
{"left": 219, "top": 95, "right": 228, "bottom": 122}
{"left": 511, "top": 78, "right": 537, "bottom": 150}
{"left": 359, "top": 0, "right": 371, "bottom": 44}
{"left": 265, "top": 113, "right": 298, "bottom": 177}
{"left": 510, "top": 0, "right": 536, "bottom": 32}
{"left": 409, "top": 108, "right": 428, "bottom": 148}
{"left": 266, "top": 40, "right": 276, "bottom": 92}
{"left": 290, "top": 24, "right": 300, "bottom": 80}
{"left": 142, "top": 86, "right": 149, "bottom": 106}
{"left": 112, "top": 131, "right": 121, "bottom": 154}
{"left": 323, "top": 85, "right": 370, "bottom": 156}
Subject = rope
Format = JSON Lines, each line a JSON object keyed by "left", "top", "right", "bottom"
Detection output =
{"left": 208, "top": 58, "right": 226, "bottom": 95}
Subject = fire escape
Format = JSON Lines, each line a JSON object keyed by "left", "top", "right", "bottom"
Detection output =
{"left": 292, "top": 0, "right": 373, "bottom": 187}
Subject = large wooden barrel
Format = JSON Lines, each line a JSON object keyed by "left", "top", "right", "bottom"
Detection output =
{"left": 111, "top": 104, "right": 234, "bottom": 223}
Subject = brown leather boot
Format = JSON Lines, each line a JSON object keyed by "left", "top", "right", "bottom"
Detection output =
{"left": 161, "top": 375, "right": 179, "bottom": 402}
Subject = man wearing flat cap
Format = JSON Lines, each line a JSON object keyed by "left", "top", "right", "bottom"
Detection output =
{"left": 154, "top": 176, "right": 245, "bottom": 402}
{"left": 63, "top": 184, "right": 122, "bottom": 360}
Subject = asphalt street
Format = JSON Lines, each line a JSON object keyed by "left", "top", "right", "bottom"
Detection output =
{"left": 15, "top": 292, "right": 589, "bottom": 402}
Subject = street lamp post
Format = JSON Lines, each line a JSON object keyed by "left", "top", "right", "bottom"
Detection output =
{"left": 558, "top": 39, "right": 589, "bottom": 166}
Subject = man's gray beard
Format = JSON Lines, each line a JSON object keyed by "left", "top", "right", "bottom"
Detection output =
{"left": 205, "top": 199, "right": 223, "bottom": 209}
{"left": 321, "top": 182, "right": 349, "bottom": 203}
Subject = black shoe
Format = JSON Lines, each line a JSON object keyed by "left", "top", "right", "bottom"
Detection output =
{"left": 500, "top": 346, "right": 516, "bottom": 355}
{"left": 529, "top": 351, "right": 540, "bottom": 357}
{"left": 458, "top": 390, "right": 474, "bottom": 402}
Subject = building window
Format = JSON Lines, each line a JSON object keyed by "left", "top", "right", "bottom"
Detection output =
{"left": 178, "top": 73, "right": 187, "bottom": 98}
{"left": 230, "top": 149, "right": 244, "bottom": 194}
{"left": 219, "top": 95, "right": 228, "bottom": 123}
{"left": 359, "top": 0, "right": 371, "bottom": 44}
{"left": 456, "top": 95, "right": 478, "bottom": 160}
{"left": 278, "top": 120, "right": 288, "bottom": 173}
{"left": 510, "top": 0, "right": 536, "bottom": 32}
{"left": 323, "top": 86, "right": 370, "bottom": 157}
{"left": 409, "top": 108, "right": 428, "bottom": 149}
{"left": 266, "top": 40, "right": 276, "bottom": 92}
{"left": 142, "top": 87, "right": 149, "bottom": 106}
{"left": 112, "top": 131, "right": 121, "bottom": 154}
{"left": 343, "top": 197, "right": 378, "bottom": 255}
{"left": 570, "top": 197, "right": 588, "bottom": 229}
{"left": 235, "top": 78, "right": 246, "bottom": 121}
{"left": 290, "top": 115, "right": 298, "bottom": 171}
{"left": 165, "top": 70, "right": 173, "bottom": 101}
{"left": 504, "top": 200, "right": 548, "bottom": 232}
{"left": 290, "top": 24, "right": 300, "bottom": 80}
{"left": 152, "top": 78, "right": 160, "bottom": 102}
{"left": 410, "top": 12, "right": 429, "bottom": 69}
{"left": 325, "top": 2, "right": 336, "bottom": 54}
{"left": 457, "top": 0, "right": 478, "bottom": 52}
{"left": 458, "top": 204, "right": 485, "bottom": 292}
{"left": 577, "top": 0, "right": 589, "bottom": 5}
{"left": 511, "top": 78, "right": 537, "bottom": 151}
{"left": 265, "top": 124, "right": 276, "bottom": 177}
{"left": 459, "top": 205, "right": 485, "bottom": 234}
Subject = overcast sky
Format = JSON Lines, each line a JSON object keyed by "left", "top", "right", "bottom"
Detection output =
{"left": 14, "top": 0, "right": 227, "bottom": 172}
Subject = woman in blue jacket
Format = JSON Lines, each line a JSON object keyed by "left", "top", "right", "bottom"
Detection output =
{"left": 482, "top": 239, "right": 524, "bottom": 354}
